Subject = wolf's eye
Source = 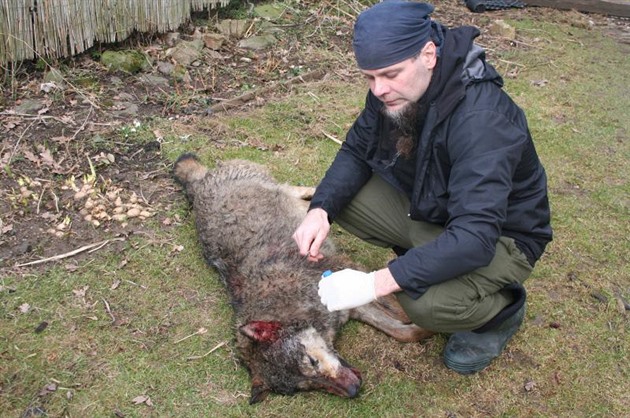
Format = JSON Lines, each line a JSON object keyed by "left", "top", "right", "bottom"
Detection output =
{"left": 307, "top": 355, "right": 319, "bottom": 367}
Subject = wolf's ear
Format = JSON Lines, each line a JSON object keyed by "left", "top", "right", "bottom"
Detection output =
{"left": 249, "top": 376, "right": 271, "bottom": 404}
{"left": 239, "top": 321, "right": 283, "bottom": 343}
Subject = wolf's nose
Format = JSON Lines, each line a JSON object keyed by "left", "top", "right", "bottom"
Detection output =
{"left": 347, "top": 383, "right": 360, "bottom": 398}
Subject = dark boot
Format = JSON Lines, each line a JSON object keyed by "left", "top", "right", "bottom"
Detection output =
{"left": 443, "top": 283, "right": 526, "bottom": 374}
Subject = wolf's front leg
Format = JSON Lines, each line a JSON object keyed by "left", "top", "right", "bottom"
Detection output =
{"left": 350, "top": 295, "right": 435, "bottom": 342}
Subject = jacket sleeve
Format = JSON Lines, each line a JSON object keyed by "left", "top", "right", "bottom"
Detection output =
{"left": 308, "top": 92, "right": 381, "bottom": 220}
{"left": 388, "top": 106, "right": 529, "bottom": 299}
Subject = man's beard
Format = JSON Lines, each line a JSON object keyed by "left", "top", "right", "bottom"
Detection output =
{"left": 383, "top": 101, "right": 422, "bottom": 158}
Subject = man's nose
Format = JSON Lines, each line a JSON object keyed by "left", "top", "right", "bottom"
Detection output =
{"left": 371, "top": 78, "right": 389, "bottom": 97}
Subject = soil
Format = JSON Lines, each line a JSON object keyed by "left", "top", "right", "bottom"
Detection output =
{"left": 1, "top": 1, "right": 628, "bottom": 276}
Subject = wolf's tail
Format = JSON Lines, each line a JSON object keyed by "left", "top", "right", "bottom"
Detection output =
{"left": 173, "top": 153, "right": 208, "bottom": 198}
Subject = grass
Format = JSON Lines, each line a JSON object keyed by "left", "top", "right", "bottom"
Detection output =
{"left": 2, "top": 10, "right": 629, "bottom": 418}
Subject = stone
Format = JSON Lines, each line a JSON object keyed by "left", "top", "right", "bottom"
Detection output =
{"left": 15, "top": 99, "right": 46, "bottom": 114}
{"left": 101, "top": 50, "right": 148, "bottom": 73}
{"left": 139, "top": 74, "right": 169, "bottom": 88}
{"left": 203, "top": 33, "right": 226, "bottom": 50}
{"left": 168, "top": 39, "right": 204, "bottom": 66}
{"left": 163, "top": 31, "right": 180, "bottom": 47}
{"left": 171, "top": 64, "right": 190, "bottom": 82}
{"left": 157, "top": 61, "right": 175, "bottom": 75}
{"left": 488, "top": 20, "right": 516, "bottom": 41}
{"left": 238, "top": 34, "right": 277, "bottom": 50}
{"left": 216, "top": 19, "right": 249, "bottom": 38}
{"left": 254, "top": 3, "right": 285, "bottom": 20}
{"left": 113, "top": 102, "right": 138, "bottom": 117}
{"left": 43, "top": 68, "right": 64, "bottom": 84}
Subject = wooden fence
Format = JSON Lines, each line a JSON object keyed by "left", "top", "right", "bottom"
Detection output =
{"left": 0, "top": 0, "right": 230, "bottom": 66}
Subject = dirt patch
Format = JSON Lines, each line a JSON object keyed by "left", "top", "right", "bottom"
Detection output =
{"left": 1, "top": 1, "right": 627, "bottom": 275}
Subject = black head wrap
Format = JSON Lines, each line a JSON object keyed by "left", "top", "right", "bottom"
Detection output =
{"left": 353, "top": 1, "right": 435, "bottom": 70}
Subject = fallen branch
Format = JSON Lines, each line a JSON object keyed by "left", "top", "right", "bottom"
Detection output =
{"left": 210, "top": 69, "right": 327, "bottom": 114}
{"left": 186, "top": 341, "right": 228, "bottom": 361}
{"left": 174, "top": 327, "right": 208, "bottom": 344}
{"left": 102, "top": 297, "right": 116, "bottom": 323}
{"left": 0, "top": 111, "right": 74, "bottom": 123}
{"left": 15, "top": 238, "right": 125, "bottom": 267}
{"left": 71, "top": 106, "right": 94, "bottom": 140}
{"left": 320, "top": 130, "right": 343, "bottom": 145}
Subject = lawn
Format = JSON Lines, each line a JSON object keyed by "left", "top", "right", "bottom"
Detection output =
{"left": 1, "top": 1, "right": 628, "bottom": 416}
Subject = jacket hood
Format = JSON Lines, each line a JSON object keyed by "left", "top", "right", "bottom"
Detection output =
{"left": 428, "top": 24, "right": 503, "bottom": 125}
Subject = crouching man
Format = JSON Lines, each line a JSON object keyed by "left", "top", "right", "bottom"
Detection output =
{"left": 293, "top": 1, "right": 552, "bottom": 374}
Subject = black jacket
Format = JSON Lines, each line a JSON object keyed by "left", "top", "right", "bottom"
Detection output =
{"left": 309, "top": 26, "right": 553, "bottom": 299}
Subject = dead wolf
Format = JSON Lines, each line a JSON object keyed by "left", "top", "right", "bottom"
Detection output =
{"left": 173, "top": 154, "right": 432, "bottom": 403}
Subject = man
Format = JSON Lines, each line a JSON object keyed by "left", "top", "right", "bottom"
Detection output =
{"left": 293, "top": 0, "right": 552, "bottom": 374}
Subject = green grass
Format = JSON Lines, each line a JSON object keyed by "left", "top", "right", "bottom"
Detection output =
{"left": 2, "top": 13, "right": 629, "bottom": 418}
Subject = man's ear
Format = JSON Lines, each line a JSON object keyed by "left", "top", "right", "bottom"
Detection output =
{"left": 422, "top": 41, "right": 438, "bottom": 70}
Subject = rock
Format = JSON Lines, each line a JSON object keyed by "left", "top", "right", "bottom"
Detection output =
{"left": 238, "top": 34, "right": 277, "bottom": 50}
{"left": 254, "top": 3, "right": 285, "bottom": 20}
{"left": 101, "top": 50, "right": 149, "bottom": 73}
{"left": 168, "top": 39, "right": 204, "bottom": 66}
{"left": 13, "top": 242, "right": 32, "bottom": 256}
{"left": 259, "top": 21, "right": 286, "bottom": 34}
{"left": 113, "top": 102, "right": 139, "bottom": 117}
{"left": 163, "top": 31, "right": 180, "bottom": 47}
{"left": 171, "top": 64, "right": 190, "bottom": 82}
{"left": 116, "top": 92, "right": 134, "bottom": 101}
{"left": 216, "top": 19, "right": 249, "bottom": 38}
{"left": 206, "top": 50, "right": 223, "bottom": 60}
{"left": 203, "top": 33, "right": 226, "bottom": 50}
{"left": 43, "top": 68, "right": 65, "bottom": 85}
{"left": 15, "top": 99, "right": 46, "bottom": 114}
{"left": 157, "top": 61, "right": 175, "bottom": 75}
{"left": 140, "top": 74, "right": 170, "bottom": 88}
{"left": 40, "top": 82, "right": 59, "bottom": 93}
{"left": 488, "top": 20, "right": 516, "bottom": 41}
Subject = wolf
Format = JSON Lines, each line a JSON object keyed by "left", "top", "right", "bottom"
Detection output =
{"left": 173, "top": 154, "right": 432, "bottom": 403}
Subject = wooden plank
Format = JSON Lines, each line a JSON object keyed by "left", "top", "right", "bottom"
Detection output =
{"left": 526, "top": 0, "right": 630, "bottom": 18}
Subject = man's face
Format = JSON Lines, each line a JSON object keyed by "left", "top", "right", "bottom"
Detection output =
{"left": 360, "top": 42, "right": 437, "bottom": 118}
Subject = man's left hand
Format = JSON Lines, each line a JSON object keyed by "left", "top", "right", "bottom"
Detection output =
{"left": 318, "top": 269, "right": 376, "bottom": 311}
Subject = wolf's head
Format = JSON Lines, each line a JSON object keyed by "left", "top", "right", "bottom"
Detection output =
{"left": 238, "top": 321, "right": 362, "bottom": 404}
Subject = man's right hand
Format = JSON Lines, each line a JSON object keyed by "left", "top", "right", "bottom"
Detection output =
{"left": 293, "top": 208, "right": 330, "bottom": 262}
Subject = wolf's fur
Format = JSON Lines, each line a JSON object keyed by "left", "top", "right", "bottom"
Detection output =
{"left": 173, "top": 154, "right": 431, "bottom": 403}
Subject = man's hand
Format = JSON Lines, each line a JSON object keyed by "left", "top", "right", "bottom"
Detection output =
{"left": 293, "top": 208, "right": 330, "bottom": 262}
{"left": 318, "top": 269, "right": 376, "bottom": 311}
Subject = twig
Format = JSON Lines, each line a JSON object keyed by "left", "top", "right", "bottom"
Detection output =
{"left": 320, "top": 130, "right": 343, "bottom": 145}
{"left": 496, "top": 58, "right": 525, "bottom": 67}
{"left": 186, "top": 341, "right": 227, "bottom": 361}
{"left": 8, "top": 118, "right": 37, "bottom": 165}
{"left": 174, "top": 327, "right": 208, "bottom": 344}
{"left": 123, "top": 279, "right": 147, "bottom": 289}
{"left": 36, "top": 185, "right": 47, "bottom": 215}
{"left": 102, "top": 297, "right": 115, "bottom": 323}
{"left": 50, "top": 189, "right": 60, "bottom": 213}
{"left": 71, "top": 106, "right": 93, "bottom": 140}
{"left": 0, "top": 111, "right": 74, "bottom": 123}
{"left": 15, "top": 238, "right": 125, "bottom": 267}
{"left": 210, "top": 69, "right": 326, "bottom": 113}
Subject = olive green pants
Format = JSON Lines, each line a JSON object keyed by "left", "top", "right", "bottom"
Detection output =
{"left": 335, "top": 175, "right": 533, "bottom": 333}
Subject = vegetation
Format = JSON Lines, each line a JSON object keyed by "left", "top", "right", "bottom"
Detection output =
{"left": 1, "top": 1, "right": 628, "bottom": 416}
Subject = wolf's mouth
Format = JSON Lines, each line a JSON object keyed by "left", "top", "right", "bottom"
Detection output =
{"left": 315, "top": 365, "right": 363, "bottom": 398}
